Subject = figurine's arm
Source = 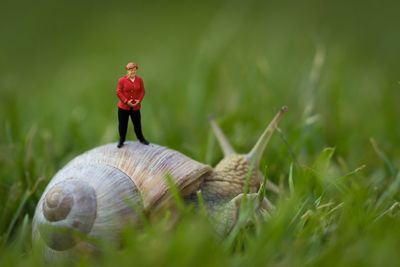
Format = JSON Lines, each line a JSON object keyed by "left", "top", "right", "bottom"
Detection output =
{"left": 134, "top": 78, "right": 145, "bottom": 105}
{"left": 116, "top": 79, "right": 129, "bottom": 104}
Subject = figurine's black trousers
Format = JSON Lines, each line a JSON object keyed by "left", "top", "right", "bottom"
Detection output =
{"left": 118, "top": 108, "right": 146, "bottom": 142}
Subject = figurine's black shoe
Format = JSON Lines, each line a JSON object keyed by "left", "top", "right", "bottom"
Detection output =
{"left": 117, "top": 141, "right": 124, "bottom": 148}
{"left": 139, "top": 139, "right": 150, "bottom": 145}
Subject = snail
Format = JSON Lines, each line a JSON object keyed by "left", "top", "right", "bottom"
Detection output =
{"left": 32, "top": 106, "right": 288, "bottom": 260}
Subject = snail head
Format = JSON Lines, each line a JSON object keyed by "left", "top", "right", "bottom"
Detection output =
{"left": 202, "top": 106, "right": 288, "bottom": 236}
{"left": 209, "top": 106, "right": 288, "bottom": 197}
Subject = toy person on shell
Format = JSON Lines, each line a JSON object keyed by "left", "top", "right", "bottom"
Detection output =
{"left": 116, "top": 62, "right": 149, "bottom": 148}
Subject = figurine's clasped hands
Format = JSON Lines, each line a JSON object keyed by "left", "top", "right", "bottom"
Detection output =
{"left": 127, "top": 100, "right": 138, "bottom": 108}
{"left": 132, "top": 100, "right": 140, "bottom": 107}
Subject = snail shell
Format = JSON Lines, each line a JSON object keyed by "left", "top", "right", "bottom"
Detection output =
{"left": 32, "top": 142, "right": 211, "bottom": 258}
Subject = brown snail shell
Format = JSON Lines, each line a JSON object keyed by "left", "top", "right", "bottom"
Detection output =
{"left": 33, "top": 142, "right": 212, "bottom": 258}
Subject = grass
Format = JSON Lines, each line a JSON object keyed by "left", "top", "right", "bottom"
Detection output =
{"left": 1, "top": 0, "right": 400, "bottom": 266}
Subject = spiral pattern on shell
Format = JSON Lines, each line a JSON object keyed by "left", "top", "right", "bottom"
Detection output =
{"left": 39, "top": 179, "right": 97, "bottom": 251}
{"left": 42, "top": 180, "right": 96, "bottom": 223}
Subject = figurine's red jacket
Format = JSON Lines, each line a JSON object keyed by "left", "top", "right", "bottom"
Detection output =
{"left": 116, "top": 75, "right": 145, "bottom": 111}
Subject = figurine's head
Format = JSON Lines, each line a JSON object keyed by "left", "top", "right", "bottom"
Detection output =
{"left": 126, "top": 62, "right": 138, "bottom": 78}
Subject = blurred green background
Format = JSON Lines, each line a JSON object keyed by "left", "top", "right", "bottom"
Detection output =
{"left": 1, "top": 0, "right": 400, "bottom": 266}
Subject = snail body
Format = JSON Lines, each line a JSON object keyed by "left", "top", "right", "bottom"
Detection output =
{"left": 32, "top": 107, "right": 288, "bottom": 259}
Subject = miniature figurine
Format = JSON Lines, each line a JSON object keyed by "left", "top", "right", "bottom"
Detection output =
{"left": 116, "top": 62, "right": 149, "bottom": 148}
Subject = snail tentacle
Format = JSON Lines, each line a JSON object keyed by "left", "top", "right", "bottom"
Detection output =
{"left": 246, "top": 106, "right": 288, "bottom": 167}
{"left": 209, "top": 116, "right": 236, "bottom": 156}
